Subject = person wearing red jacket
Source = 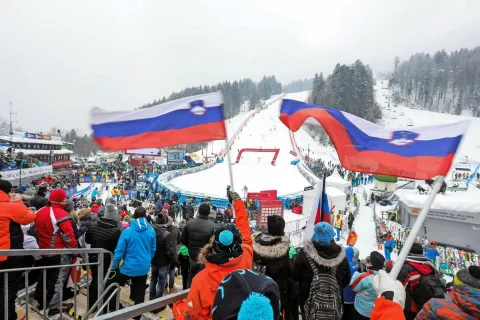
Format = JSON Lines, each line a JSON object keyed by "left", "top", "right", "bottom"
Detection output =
{"left": 371, "top": 270, "right": 406, "bottom": 320}
{"left": 34, "top": 189, "right": 77, "bottom": 313}
{"left": 0, "top": 179, "right": 36, "bottom": 320}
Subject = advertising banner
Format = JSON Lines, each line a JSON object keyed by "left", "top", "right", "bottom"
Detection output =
{"left": 1, "top": 165, "right": 53, "bottom": 181}
{"left": 167, "top": 152, "right": 184, "bottom": 163}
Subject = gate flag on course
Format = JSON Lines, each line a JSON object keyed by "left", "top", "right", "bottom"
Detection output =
{"left": 279, "top": 99, "right": 470, "bottom": 180}
{"left": 90, "top": 92, "right": 226, "bottom": 151}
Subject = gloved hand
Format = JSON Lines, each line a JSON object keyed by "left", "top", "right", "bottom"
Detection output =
{"left": 227, "top": 188, "right": 240, "bottom": 203}
{"left": 372, "top": 270, "right": 406, "bottom": 309}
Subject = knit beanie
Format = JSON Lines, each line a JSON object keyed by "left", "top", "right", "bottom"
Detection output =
{"left": 64, "top": 199, "right": 75, "bottom": 213}
{"left": 369, "top": 251, "right": 386, "bottom": 271}
{"left": 0, "top": 179, "right": 12, "bottom": 194}
{"left": 267, "top": 215, "right": 285, "bottom": 236}
{"left": 49, "top": 189, "right": 67, "bottom": 204}
{"left": 213, "top": 224, "right": 243, "bottom": 254}
{"left": 454, "top": 266, "right": 480, "bottom": 289}
{"left": 156, "top": 213, "right": 168, "bottom": 225}
{"left": 106, "top": 197, "right": 117, "bottom": 206}
{"left": 199, "top": 203, "right": 210, "bottom": 216}
{"left": 104, "top": 204, "right": 119, "bottom": 221}
{"left": 212, "top": 269, "right": 281, "bottom": 320}
{"left": 409, "top": 242, "right": 424, "bottom": 255}
{"left": 311, "top": 222, "right": 335, "bottom": 244}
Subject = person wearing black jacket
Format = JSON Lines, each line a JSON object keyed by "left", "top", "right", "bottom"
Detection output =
{"left": 30, "top": 185, "right": 48, "bottom": 211}
{"left": 182, "top": 203, "right": 217, "bottom": 287}
{"left": 166, "top": 216, "right": 181, "bottom": 294}
{"left": 252, "top": 215, "right": 295, "bottom": 319}
{"left": 182, "top": 202, "right": 194, "bottom": 221}
{"left": 150, "top": 213, "right": 177, "bottom": 304}
{"left": 292, "top": 222, "right": 351, "bottom": 319}
{"left": 84, "top": 210, "right": 121, "bottom": 311}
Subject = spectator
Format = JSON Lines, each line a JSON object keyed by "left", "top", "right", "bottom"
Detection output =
{"left": 397, "top": 242, "right": 445, "bottom": 320}
{"left": 166, "top": 216, "right": 181, "bottom": 294}
{"left": 150, "top": 213, "right": 176, "bottom": 311}
{"left": 252, "top": 215, "right": 294, "bottom": 319}
{"left": 423, "top": 241, "right": 440, "bottom": 265}
{"left": 30, "top": 185, "right": 48, "bottom": 210}
{"left": 371, "top": 270, "right": 407, "bottom": 320}
{"left": 111, "top": 207, "right": 156, "bottom": 318}
{"left": 0, "top": 179, "right": 36, "bottom": 320}
{"left": 292, "top": 221, "right": 351, "bottom": 319}
{"left": 177, "top": 244, "right": 190, "bottom": 290}
{"left": 182, "top": 202, "right": 217, "bottom": 287}
{"left": 173, "top": 190, "right": 253, "bottom": 319}
{"left": 344, "top": 246, "right": 360, "bottom": 319}
{"left": 210, "top": 269, "right": 281, "bottom": 320}
{"left": 34, "top": 189, "right": 77, "bottom": 315}
{"left": 384, "top": 231, "right": 395, "bottom": 261}
{"left": 415, "top": 266, "right": 480, "bottom": 319}
{"left": 335, "top": 213, "right": 343, "bottom": 241}
{"left": 351, "top": 251, "right": 386, "bottom": 319}
{"left": 183, "top": 201, "right": 194, "bottom": 221}
{"left": 208, "top": 205, "right": 217, "bottom": 222}
{"left": 347, "top": 210, "right": 355, "bottom": 230}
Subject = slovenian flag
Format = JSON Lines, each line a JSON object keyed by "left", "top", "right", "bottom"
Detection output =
{"left": 280, "top": 99, "right": 470, "bottom": 180}
{"left": 90, "top": 92, "right": 226, "bottom": 151}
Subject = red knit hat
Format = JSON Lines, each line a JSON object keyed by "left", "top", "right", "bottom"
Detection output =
{"left": 49, "top": 189, "right": 67, "bottom": 204}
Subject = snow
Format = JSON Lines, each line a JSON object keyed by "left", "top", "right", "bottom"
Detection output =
{"left": 170, "top": 95, "right": 310, "bottom": 197}
{"left": 376, "top": 84, "right": 480, "bottom": 164}
{"left": 396, "top": 189, "right": 480, "bottom": 213}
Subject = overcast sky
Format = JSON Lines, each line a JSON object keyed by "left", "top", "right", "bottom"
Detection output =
{"left": 1, "top": 0, "right": 480, "bottom": 134}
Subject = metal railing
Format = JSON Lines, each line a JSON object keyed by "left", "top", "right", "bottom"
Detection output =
{"left": 95, "top": 289, "right": 189, "bottom": 320}
{"left": 0, "top": 248, "right": 117, "bottom": 320}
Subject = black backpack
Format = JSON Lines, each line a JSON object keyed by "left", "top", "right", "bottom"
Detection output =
{"left": 410, "top": 273, "right": 445, "bottom": 306}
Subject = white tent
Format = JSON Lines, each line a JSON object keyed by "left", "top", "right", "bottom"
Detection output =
{"left": 325, "top": 186, "right": 347, "bottom": 214}
{"left": 326, "top": 169, "right": 351, "bottom": 194}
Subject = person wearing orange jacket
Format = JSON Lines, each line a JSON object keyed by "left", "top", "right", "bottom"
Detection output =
{"left": 0, "top": 179, "right": 37, "bottom": 320}
{"left": 371, "top": 270, "right": 406, "bottom": 320}
{"left": 172, "top": 189, "right": 253, "bottom": 320}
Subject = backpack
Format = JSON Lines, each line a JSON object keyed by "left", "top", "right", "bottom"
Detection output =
{"left": 410, "top": 273, "right": 445, "bottom": 306}
{"left": 304, "top": 256, "right": 343, "bottom": 320}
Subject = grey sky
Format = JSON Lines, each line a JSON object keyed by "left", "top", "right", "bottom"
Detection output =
{"left": 1, "top": 0, "right": 479, "bottom": 134}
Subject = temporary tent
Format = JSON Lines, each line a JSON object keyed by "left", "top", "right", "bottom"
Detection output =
{"left": 326, "top": 169, "right": 351, "bottom": 195}
{"left": 325, "top": 186, "right": 347, "bottom": 214}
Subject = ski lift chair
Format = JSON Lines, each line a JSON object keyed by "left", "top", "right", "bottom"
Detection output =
{"left": 454, "top": 162, "right": 472, "bottom": 172}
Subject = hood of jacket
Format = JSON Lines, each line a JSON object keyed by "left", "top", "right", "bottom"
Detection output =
{"left": 451, "top": 285, "right": 480, "bottom": 318}
{"left": 304, "top": 239, "right": 345, "bottom": 268}
{"left": 130, "top": 217, "right": 150, "bottom": 232}
{"left": 98, "top": 217, "right": 119, "bottom": 229}
{"left": 345, "top": 246, "right": 354, "bottom": 262}
{"left": 253, "top": 233, "right": 290, "bottom": 259}
{"left": 406, "top": 253, "right": 440, "bottom": 276}
{"left": 0, "top": 190, "right": 9, "bottom": 202}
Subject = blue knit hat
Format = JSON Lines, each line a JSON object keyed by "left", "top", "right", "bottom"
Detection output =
{"left": 212, "top": 269, "right": 281, "bottom": 320}
{"left": 311, "top": 222, "right": 335, "bottom": 244}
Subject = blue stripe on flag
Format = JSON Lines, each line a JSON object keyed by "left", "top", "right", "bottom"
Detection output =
{"left": 281, "top": 99, "right": 462, "bottom": 158}
{"left": 92, "top": 105, "right": 224, "bottom": 138}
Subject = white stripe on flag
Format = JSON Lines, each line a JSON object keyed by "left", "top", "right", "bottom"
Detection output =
{"left": 90, "top": 91, "right": 223, "bottom": 125}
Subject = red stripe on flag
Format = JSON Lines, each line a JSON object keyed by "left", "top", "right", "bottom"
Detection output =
{"left": 94, "top": 121, "right": 226, "bottom": 151}
{"left": 281, "top": 110, "right": 454, "bottom": 180}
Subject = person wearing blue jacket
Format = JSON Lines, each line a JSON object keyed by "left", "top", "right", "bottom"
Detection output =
{"left": 424, "top": 241, "right": 440, "bottom": 264}
{"left": 343, "top": 246, "right": 360, "bottom": 319}
{"left": 112, "top": 206, "right": 156, "bottom": 316}
{"left": 350, "top": 251, "right": 386, "bottom": 319}
{"left": 91, "top": 187, "right": 99, "bottom": 200}
{"left": 383, "top": 232, "right": 395, "bottom": 261}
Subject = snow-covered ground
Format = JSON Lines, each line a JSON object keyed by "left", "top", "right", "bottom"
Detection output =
{"left": 170, "top": 95, "right": 310, "bottom": 197}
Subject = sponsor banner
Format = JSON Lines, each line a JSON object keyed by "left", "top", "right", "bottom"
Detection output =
{"left": 53, "top": 160, "right": 72, "bottom": 169}
{"left": 24, "top": 132, "right": 42, "bottom": 139}
{"left": 167, "top": 152, "right": 184, "bottom": 163}
{"left": 412, "top": 207, "right": 480, "bottom": 224}
{"left": 1, "top": 165, "right": 53, "bottom": 181}
{"left": 42, "top": 134, "right": 52, "bottom": 140}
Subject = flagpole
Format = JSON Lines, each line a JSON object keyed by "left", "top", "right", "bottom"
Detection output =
{"left": 224, "top": 138, "right": 235, "bottom": 192}
{"left": 389, "top": 175, "right": 444, "bottom": 280}
{"left": 320, "top": 169, "right": 327, "bottom": 222}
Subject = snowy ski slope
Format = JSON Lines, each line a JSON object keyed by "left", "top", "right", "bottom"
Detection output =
{"left": 170, "top": 95, "right": 310, "bottom": 197}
